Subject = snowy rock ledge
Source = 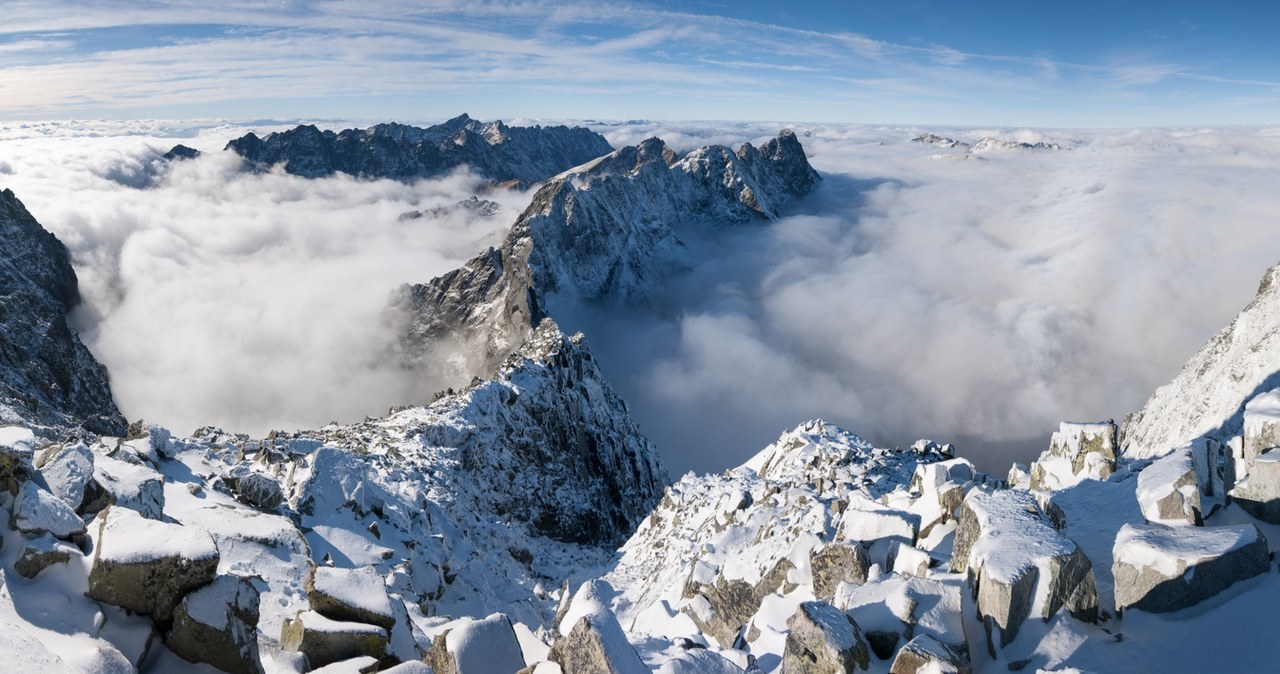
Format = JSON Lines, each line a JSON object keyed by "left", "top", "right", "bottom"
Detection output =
{"left": 950, "top": 489, "right": 1097, "bottom": 654}
{"left": 1028, "top": 421, "right": 1117, "bottom": 491}
{"left": 1112, "top": 522, "right": 1269, "bottom": 613}
{"left": 86, "top": 505, "right": 220, "bottom": 622}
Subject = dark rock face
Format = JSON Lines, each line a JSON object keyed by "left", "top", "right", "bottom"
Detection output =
{"left": 415, "top": 319, "right": 667, "bottom": 547}
{"left": 162, "top": 145, "right": 201, "bottom": 161}
{"left": 0, "top": 189, "right": 125, "bottom": 435}
{"left": 224, "top": 115, "right": 614, "bottom": 185}
{"left": 393, "top": 131, "right": 822, "bottom": 380}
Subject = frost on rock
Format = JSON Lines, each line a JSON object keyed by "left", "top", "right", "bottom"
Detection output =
{"left": 86, "top": 505, "right": 220, "bottom": 621}
{"left": 782, "top": 600, "right": 870, "bottom": 673}
{"left": 1112, "top": 522, "right": 1269, "bottom": 613}
{"left": 167, "top": 574, "right": 263, "bottom": 674}
{"left": 949, "top": 489, "right": 1097, "bottom": 654}
{"left": 1028, "top": 422, "right": 1117, "bottom": 491}
{"left": 1232, "top": 448, "right": 1280, "bottom": 522}
{"left": 426, "top": 612, "right": 526, "bottom": 674}
{"left": 811, "top": 543, "right": 871, "bottom": 599}
{"left": 1122, "top": 263, "right": 1280, "bottom": 460}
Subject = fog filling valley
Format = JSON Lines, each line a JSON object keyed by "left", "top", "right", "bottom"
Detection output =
{"left": 5, "top": 119, "right": 1280, "bottom": 476}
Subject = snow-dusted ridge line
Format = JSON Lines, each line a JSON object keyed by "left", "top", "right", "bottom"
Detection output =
{"left": 392, "top": 129, "right": 821, "bottom": 383}
{"left": 222, "top": 113, "right": 614, "bottom": 186}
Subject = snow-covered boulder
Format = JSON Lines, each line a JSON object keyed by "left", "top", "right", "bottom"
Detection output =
{"left": 653, "top": 649, "right": 745, "bottom": 674}
{"left": 950, "top": 490, "right": 1097, "bottom": 654}
{"left": 1233, "top": 448, "right": 1280, "bottom": 522}
{"left": 124, "top": 419, "right": 176, "bottom": 459}
{"left": 1135, "top": 440, "right": 1227, "bottom": 526}
{"left": 1007, "top": 464, "right": 1030, "bottom": 490}
{"left": 167, "top": 574, "right": 263, "bottom": 674}
{"left": 12, "top": 480, "right": 86, "bottom": 539}
{"left": 909, "top": 458, "right": 974, "bottom": 537}
{"left": 834, "top": 575, "right": 967, "bottom": 665}
{"left": 93, "top": 453, "right": 165, "bottom": 520}
{"left": 232, "top": 473, "right": 284, "bottom": 510}
{"left": 782, "top": 600, "right": 870, "bottom": 673}
{"left": 811, "top": 543, "right": 870, "bottom": 599}
{"left": 549, "top": 580, "right": 647, "bottom": 674}
{"left": 280, "top": 610, "right": 389, "bottom": 669}
{"left": 838, "top": 496, "right": 919, "bottom": 547}
{"left": 36, "top": 442, "right": 107, "bottom": 514}
{"left": 1243, "top": 388, "right": 1280, "bottom": 465}
{"left": 14, "top": 533, "right": 78, "bottom": 578}
{"left": 86, "top": 506, "right": 220, "bottom": 621}
{"left": 0, "top": 425, "right": 35, "bottom": 494}
{"left": 1112, "top": 523, "right": 1269, "bottom": 613}
{"left": 307, "top": 566, "right": 396, "bottom": 631}
{"left": 1029, "top": 422, "right": 1117, "bottom": 491}
{"left": 889, "top": 634, "right": 972, "bottom": 674}
{"left": 426, "top": 613, "right": 526, "bottom": 674}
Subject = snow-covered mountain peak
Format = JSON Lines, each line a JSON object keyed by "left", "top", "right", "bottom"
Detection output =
{"left": 1122, "top": 260, "right": 1280, "bottom": 459}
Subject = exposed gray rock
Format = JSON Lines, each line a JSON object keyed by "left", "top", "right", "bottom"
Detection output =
{"left": 683, "top": 557, "right": 798, "bottom": 648}
{"left": 811, "top": 543, "right": 871, "bottom": 599}
{"left": 549, "top": 614, "right": 648, "bottom": 674}
{"left": 306, "top": 566, "right": 396, "bottom": 631}
{"left": 0, "top": 189, "right": 126, "bottom": 435}
{"left": 782, "top": 600, "right": 870, "bottom": 673}
{"left": 280, "top": 610, "right": 388, "bottom": 669}
{"left": 1137, "top": 444, "right": 1211, "bottom": 526}
{"left": 162, "top": 144, "right": 201, "bottom": 161}
{"left": 232, "top": 473, "right": 284, "bottom": 509}
{"left": 15, "top": 533, "right": 77, "bottom": 579}
{"left": 950, "top": 490, "right": 1097, "bottom": 654}
{"left": 167, "top": 575, "right": 263, "bottom": 674}
{"left": 225, "top": 115, "right": 612, "bottom": 185}
{"left": 426, "top": 613, "right": 525, "bottom": 674}
{"left": 86, "top": 506, "right": 220, "bottom": 622}
{"left": 1233, "top": 448, "right": 1280, "bottom": 522}
{"left": 888, "top": 634, "right": 971, "bottom": 674}
{"left": 1112, "top": 523, "right": 1269, "bottom": 613}
{"left": 1029, "top": 421, "right": 1117, "bottom": 491}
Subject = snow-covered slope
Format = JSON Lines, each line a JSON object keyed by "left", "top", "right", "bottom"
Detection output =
{"left": 1122, "top": 262, "right": 1280, "bottom": 459}
{"left": 0, "top": 189, "right": 124, "bottom": 435}
{"left": 224, "top": 114, "right": 614, "bottom": 185}
{"left": 392, "top": 130, "right": 821, "bottom": 381}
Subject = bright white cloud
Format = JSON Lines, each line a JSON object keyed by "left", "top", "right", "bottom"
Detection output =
{"left": 0, "top": 120, "right": 532, "bottom": 436}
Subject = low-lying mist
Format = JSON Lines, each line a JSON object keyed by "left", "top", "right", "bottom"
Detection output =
{"left": 5, "top": 120, "right": 1280, "bottom": 477}
{"left": 0, "top": 120, "right": 533, "bottom": 438}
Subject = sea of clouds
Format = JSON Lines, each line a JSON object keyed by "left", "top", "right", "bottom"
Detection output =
{"left": 4, "top": 118, "right": 1280, "bottom": 474}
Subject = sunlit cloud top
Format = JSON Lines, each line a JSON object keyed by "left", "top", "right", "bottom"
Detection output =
{"left": 2, "top": 1, "right": 1278, "bottom": 127}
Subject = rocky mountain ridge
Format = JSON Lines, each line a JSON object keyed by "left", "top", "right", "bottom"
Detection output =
{"left": 224, "top": 114, "right": 614, "bottom": 186}
{"left": 392, "top": 130, "right": 822, "bottom": 381}
{"left": 0, "top": 189, "right": 125, "bottom": 436}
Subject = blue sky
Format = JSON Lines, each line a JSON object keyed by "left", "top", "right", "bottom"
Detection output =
{"left": 1, "top": 0, "right": 1277, "bottom": 126}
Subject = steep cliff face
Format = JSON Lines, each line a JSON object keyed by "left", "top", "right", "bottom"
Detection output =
{"left": 392, "top": 130, "right": 822, "bottom": 380}
{"left": 0, "top": 189, "right": 125, "bottom": 434}
{"left": 224, "top": 114, "right": 614, "bottom": 185}
{"left": 1122, "top": 262, "right": 1280, "bottom": 459}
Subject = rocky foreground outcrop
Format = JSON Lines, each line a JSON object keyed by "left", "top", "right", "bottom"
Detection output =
{"left": 224, "top": 114, "right": 613, "bottom": 186}
{"left": 0, "top": 189, "right": 125, "bottom": 435}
